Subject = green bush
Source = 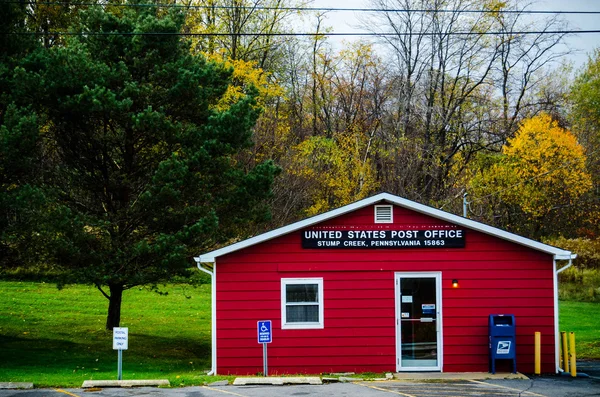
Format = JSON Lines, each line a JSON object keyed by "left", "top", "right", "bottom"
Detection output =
{"left": 558, "top": 266, "right": 600, "bottom": 302}
{"left": 546, "top": 237, "right": 600, "bottom": 269}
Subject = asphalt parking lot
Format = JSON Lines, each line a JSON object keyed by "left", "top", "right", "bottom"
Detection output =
{"left": 1, "top": 374, "right": 599, "bottom": 397}
{"left": 2, "top": 361, "right": 599, "bottom": 397}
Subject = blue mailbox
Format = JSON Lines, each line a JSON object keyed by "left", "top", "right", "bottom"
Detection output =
{"left": 489, "top": 314, "right": 516, "bottom": 374}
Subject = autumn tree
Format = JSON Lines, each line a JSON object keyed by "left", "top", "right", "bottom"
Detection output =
{"left": 8, "top": 0, "right": 90, "bottom": 48}
{"left": 9, "top": 3, "right": 277, "bottom": 329}
{"left": 270, "top": 41, "right": 387, "bottom": 220}
{"left": 360, "top": 0, "right": 569, "bottom": 207}
{"left": 565, "top": 48, "right": 600, "bottom": 246}
{"left": 466, "top": 113, "right": 592, "bottom": 237}
{"left": 571, "top": 52, "right": 600, "bottom": 184}
{"left": 183, "top": 0, "right": 305, "bottom": 72}
{"left": 365, "top": 0, "right": 504, "bottom": 202}
{"left": 485, "top": 0, "right": 568, "bottom": 138}
{"left": 571, "top": 50, "right": 600, "bottom": 165}
{"left": 287, "top": 135, "right": 377, "bottom": 216}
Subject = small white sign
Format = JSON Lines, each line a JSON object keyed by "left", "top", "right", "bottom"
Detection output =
{"left": 113, "top": 327, "right": 128, "bottom": 350}
{"left": 496, "top": 341, "right": 511, "bottom": 354}
{"left": 401, "top": 312, "right": 410, "bottom": 318}
{"left": 402, "top": 295, "right": 413, "bottom": 303}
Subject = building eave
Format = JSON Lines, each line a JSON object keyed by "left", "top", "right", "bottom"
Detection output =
{"left": 196, "top": 192, "right": 572, "bottom": 263}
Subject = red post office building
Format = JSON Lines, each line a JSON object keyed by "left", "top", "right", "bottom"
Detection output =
{"left": 195, "top": 193, "right": 574, "bottom": 375}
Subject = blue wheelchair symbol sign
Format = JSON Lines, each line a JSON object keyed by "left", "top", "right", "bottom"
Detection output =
{"left": 257, "top": 320, "right": 272, "bottom": 343}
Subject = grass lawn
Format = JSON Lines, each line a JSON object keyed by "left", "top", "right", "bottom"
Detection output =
{"left": 0, "top": 281, "right": 598, "bottom": 387}
{"left": 0, "top": 281, "right": 231, "bottom": 387}
{"left": 559, "top": 300, "right": 600, "bottom": 359}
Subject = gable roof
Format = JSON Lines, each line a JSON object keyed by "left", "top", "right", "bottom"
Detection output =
{"left": 195, "top": 192, "right": 573, "bottom": 262}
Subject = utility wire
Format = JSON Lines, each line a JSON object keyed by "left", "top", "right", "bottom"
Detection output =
{"left": 4, "top": 29, "right": 600, "bottom": 36}
{"left": 7, "top": 0, "right": 600, "bottom": 15}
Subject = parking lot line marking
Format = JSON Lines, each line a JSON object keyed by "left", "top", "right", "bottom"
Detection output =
{"left": 394, "top": 389, "right": 517, "bottom": 397}
{"left": 467, "top": 380, "right": 546, "bottom": 397}
{"left": 357, "top": 383, "right": 417, "bottom": 397}
{"left": 396, "top": 386, "right": 511, "bottom": 393}
{"left": 409, "top": 392, "right": 516, "bottom": 396}
{"left": 54, "top": 389, "right": 81, "bottom": 397}
{"left": 379, "top": 382, "right": 517, "bottom": 394}
{"left": 412, "top": 393, "right": 518, "bottom": 396}
{"left": 202, "top": 386, "right": 249, "bottom": 397}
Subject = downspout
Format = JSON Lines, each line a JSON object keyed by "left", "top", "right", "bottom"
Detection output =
{"left": 554, "top": 254, "right": 576, "bottom": 373}
{"left": 557, "top": 254, "right": 576, "bottom": 274}
{"left": 195, "top": 258, "right": 216, "bottom": 376}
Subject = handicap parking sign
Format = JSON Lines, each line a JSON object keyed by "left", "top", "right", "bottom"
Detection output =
{"left": 257, "top": 320, "right": 272, "bottom": 343}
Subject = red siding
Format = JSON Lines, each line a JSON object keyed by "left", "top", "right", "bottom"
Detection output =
{"left": 215, "top": 205, "right": 556, "bottom": 375}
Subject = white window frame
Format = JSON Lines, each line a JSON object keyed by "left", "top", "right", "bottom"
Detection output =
{"left": 374, "top": 204, "right": 394, "bottom": 223}
{"left": 281, "top": 278, "right": 324, "bottom": 329}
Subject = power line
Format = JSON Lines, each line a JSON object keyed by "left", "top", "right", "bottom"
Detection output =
{"left": 8, "top": 0, "right": 600, "bottom": 15}
{"left": 4, "top": 30, "right": 600, "bottom": 37}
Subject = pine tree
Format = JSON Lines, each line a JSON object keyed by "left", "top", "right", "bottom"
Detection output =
{"left": 5, "top": 3, "right": 277, "bottom": 329}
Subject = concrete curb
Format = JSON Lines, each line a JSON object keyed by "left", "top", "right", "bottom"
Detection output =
{"left": 81, "top": 379, "right": 170, "bottom": 388}
{"left": 208, "top": 380, "right": 230, "bottom": 386}
{"left": 233, "top": 377, "right": 322, "bottom": 386}
{"left": 0, "top": 382, "right": 34, "bottom": 390}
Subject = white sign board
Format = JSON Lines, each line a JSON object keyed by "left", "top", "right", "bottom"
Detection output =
{"left": 113, "top": 327, "right": 128, "bottom": 350}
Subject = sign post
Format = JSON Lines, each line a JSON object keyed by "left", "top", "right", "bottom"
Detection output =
{"left": 257, "top": 321, "right": 272, "bottom": 377}
{"left": 113, "top": 327, "right": 128, "bottom": 380}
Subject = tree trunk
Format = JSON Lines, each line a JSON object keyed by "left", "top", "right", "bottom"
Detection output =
{"left": 106, "top": 284, "right": 124, "bottom": 330}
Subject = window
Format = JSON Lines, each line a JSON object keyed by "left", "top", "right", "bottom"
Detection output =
{"left": 375, "top": 205, "right": 393, "bottom": 223}
{"left": 281, "top": 278, "right": 324, "bottom": 329}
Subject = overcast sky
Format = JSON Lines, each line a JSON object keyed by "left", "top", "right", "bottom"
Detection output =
{"left": 308, "top": 0, "right": 600, "bottom": 70}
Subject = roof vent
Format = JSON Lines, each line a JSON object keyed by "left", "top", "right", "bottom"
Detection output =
{"left": 375, "top": 205, "right": 393, "bottom": 223}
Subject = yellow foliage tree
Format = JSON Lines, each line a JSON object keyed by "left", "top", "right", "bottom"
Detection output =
{"left": 289, "top": 136, "right": 377, "bottom": 216}
{"left": 501, "top": 113, "right": 591, "bottom": 216}
{"left": 468, "top": 113, "right": 592, "bottom": 235}
{"left": 203, "top": 52, "right": 284, "bottom": 111}
{"left": 183, "top": 0, "right": 301, "bottom": 72}
{"left": 201, "top": 52, "right": 291, "bottom": 164}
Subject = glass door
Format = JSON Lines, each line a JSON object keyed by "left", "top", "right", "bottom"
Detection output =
{"left": 395, "top": 273, "right": 442, "bottom": 371}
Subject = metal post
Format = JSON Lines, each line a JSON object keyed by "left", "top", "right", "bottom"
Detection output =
{"left": 569, "top": 332, "right": 577, "bottom": 377}
{"left": 263, "top": 343, "right": 268, "bottom": 377}
{"left": 534, "top": 332, "right": 541, "bottom": 375}
{"left": 561, "top": 331, "right": 569, "bottom": 373}
{"left": 463, "top": 192, "right": 468, "bottom": 218}
{"left": 117, "top": 349, "right": 123, "bottom": 380}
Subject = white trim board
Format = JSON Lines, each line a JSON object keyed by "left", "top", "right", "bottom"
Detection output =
{"left": 195, "top": 192, "right": 572, "bottom": 263}
{"left": 553, "top": 260, "right": 560, "bottom": 374}
{"left": 395, "top": 272, "right": 443, "bottom": 372}
{"left": 280, "top": 278, "right": 324, "bottom": 329}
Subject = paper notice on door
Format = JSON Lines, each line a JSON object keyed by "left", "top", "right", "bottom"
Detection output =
{"left": 401, "top": 312, "right": 410, "bottom": 318}
{"left": 402, "top": 295, "right": 413, "bottom": 303}
{"left": 422, "top": 304, "right": 435, "bottom": 315}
